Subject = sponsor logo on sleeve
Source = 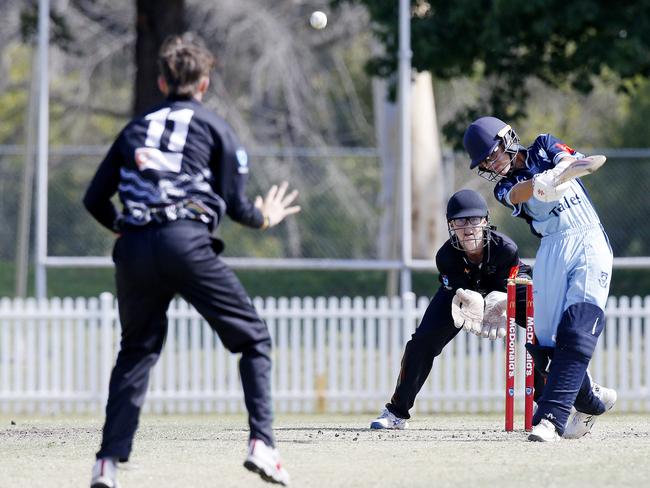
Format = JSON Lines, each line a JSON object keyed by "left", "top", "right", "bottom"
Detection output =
{"left": 554, "top": 142, "right": 576, "bottom": 155}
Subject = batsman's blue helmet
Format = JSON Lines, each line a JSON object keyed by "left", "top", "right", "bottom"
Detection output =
{"left": 446, "top": 189, "right": 489, "bottom": 221}
{"left": 463, "top": 116, "right": 516, "bottom": 169}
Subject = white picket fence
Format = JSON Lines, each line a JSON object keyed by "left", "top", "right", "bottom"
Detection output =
{"left": 0, "top": 293, "right": 649, "bottom": 415}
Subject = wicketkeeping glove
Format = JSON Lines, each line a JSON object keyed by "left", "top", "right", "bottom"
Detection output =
{"left": 532, "top": 169, "right": 572, "bottom": 203}
{"left": 451, "top": 288, "right": 484, "bottom": 336}
{"left": 482, "top": 291, "right": 508, "bottom": 340}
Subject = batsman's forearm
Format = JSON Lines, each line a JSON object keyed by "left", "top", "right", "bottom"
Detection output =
{"left": 509, "top": 180, "right": 533, "bottom": 204}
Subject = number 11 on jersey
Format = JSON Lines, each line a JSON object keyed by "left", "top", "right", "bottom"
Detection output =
{"left": 135, "top": 107, "right": 194, "bottom": 173}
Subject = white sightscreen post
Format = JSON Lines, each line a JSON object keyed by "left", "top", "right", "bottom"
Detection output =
{"left": 35, "top": 0, "right": 50, "bottom": 298}
{"left": 398, "top": 0, "right": 412, "bottom": 294}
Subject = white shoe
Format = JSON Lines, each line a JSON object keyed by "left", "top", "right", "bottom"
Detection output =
{"left": 564, "top": 383, "right": 617, "bottom": 439}
{"left": 528, "top": 419, "right": 561, "bottom": 442}
{"left": 369, "top": 408, "right": 409, "bottom": 430}
{"left": 90, "top": 458, "right": 119, "bottom": 488}
{"left": 244, "top": 439, "right": 290, "bottom": 486}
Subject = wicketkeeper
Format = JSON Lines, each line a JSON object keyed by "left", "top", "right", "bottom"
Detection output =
{"left": 84, "top": 34, "right": 298, "bottom": 487}
{"left": 370, "top": 189, "right": 544, "bottom": 429}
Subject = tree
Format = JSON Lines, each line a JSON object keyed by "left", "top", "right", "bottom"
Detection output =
{"left": 9, "top": 0, "right": 382, "bottom": 264}
{"left": 340, "top": 0, "right": 650, "bottom": 144}
{"left": 134, "top": 0, "right": 185, "bottom": 114}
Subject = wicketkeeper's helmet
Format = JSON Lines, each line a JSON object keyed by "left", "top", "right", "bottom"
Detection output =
{"left": 446, "top": 189, "right": 492, "bottom": 251}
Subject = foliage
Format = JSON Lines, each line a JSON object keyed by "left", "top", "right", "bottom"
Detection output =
{"left": 613, "top": 78, "right": 650, "bottom": 146}
{"left": 339, "top": 0, "right": 650, "bottom": 145}
{"left": 20, "top": 1, "right": 76, "bottom": 52}
{"left": 3, "top": 1, "right": 650, "bottom": 298}
{"left": 0, "top": 0, "right": 385, "bottom": 296}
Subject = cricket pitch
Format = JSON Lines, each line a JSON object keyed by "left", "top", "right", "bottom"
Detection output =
{"left": 0, "top": 413, "right": 648, "bottom": 487}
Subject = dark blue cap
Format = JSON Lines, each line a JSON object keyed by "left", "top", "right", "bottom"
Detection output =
{"left": 446, "top": 189, "right": 489, "bottom": 220}
{"left": 463, "top": 116, "right": 509, "bottom": 169}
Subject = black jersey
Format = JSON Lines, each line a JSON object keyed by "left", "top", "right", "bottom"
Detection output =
{"left": 83, "top": 96, "right": 263, "bottom": 232}
{"left": 435, "top": 230, "right": 531, "bottom": 296}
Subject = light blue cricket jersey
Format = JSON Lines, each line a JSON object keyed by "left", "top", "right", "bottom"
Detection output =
{"left": 494, "top": 134, "right": 601, "bottom": 237}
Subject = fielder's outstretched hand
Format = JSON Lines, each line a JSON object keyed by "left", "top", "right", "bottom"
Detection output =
{"left": 451, "top": 288, "right": 484, "bottom": 335}
{"left": 482, "top": 291, "right": 508, "bottom": 340}
{"left": 255, "top": 181, "right": 301, "bottom": 229}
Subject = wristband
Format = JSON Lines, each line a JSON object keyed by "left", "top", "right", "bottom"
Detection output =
{"left": 261, "top": 215, "right": 271, "bottom": 230}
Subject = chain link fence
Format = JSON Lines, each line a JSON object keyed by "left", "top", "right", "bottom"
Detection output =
{"left": 0, "top": 152, "right": 22, "bottom": 263}
{"left": 0, "top": 146, "right": 384, "bottom": 263}
{"left": 1, "top": 146, "right": 649, "bottom": 265}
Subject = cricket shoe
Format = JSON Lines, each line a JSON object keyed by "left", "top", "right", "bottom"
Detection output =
{"left": 528, "top": 419, "right": 561, "bottom": 442}
{"left": 90, "top": 457, "right": 119, "bottom": 488}
{"left": 369, "top": 408, "right": 408, "bottom": 430}
{"left": 244, "top": 438, "right": 290, "bottom": 486}
{"left": 563, "top": 383, "right": 617, "bottom": 439}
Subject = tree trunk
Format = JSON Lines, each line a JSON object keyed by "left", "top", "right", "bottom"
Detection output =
{"left": 373, "top": 72, "right": 447, "bottom": 293}
{"left": 134, "top": 0, "right": 186, "bottom": 115}
{"left": 411, "top": 72, "right": 447, "bottom": 259}
{"left": 372, "top": 77, "right": 400, "bottom": 296}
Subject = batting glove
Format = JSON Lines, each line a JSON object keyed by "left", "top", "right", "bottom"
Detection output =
{"left": 532, "top": 169, "right": 572, "bottom": 203}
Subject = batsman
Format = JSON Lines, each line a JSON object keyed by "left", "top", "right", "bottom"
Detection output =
{"left": 370, "top": 189, "right": 544, "bottom": 429}
{"left": 463, "top": 116, "right": 616, "bottom": 441}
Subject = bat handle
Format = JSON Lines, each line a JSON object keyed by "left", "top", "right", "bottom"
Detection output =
{"left": 554, "top": 157, "right": 575, "bottom": 173}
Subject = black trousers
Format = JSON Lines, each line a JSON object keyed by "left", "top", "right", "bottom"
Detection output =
{"left": 96, "top": 220, "right": 274, "bottom": 460}
{"left": 387, "top": 285, "right": 543, "bottom": 419}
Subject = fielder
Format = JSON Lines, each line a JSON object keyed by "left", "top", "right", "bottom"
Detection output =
{"left": 370, "top": 189, "right": 545, "bottom": 429}
{"left": 463, "top": 116, "right": 616, "bottom": 441}
{"left": 83, "top": 34, "right": 297, "bottom": 486}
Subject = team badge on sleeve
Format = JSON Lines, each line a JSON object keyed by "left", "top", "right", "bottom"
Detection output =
{"left": 236, "top": 149, "right": 249, "bottom": 174}
{"left": 599, "top": 271, "right": 609, "bottom": 288}
{"left": 442, "top": 275, "right": 452, "bottom": 290}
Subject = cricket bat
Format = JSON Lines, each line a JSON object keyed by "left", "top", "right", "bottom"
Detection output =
{"left": 553, "top": 155, "right": 607, "bottom": 187}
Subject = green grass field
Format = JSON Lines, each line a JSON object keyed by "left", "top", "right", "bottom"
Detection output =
{"left": 0, "top": 413, "right": 648, "bottom": 487}
{"left": 3, "top": 260, "right": 650, "bottom": 298}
